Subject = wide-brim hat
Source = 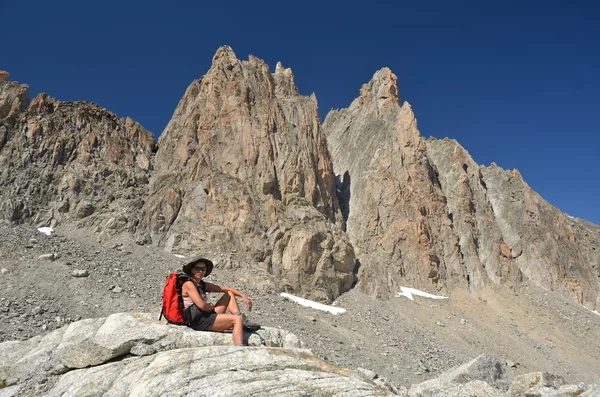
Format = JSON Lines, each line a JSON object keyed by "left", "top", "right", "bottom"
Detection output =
{"left": 182, "top": 256, "right": 214, "bottom": 277}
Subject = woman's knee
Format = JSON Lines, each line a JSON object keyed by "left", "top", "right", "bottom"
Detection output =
{"left": 233, "top": 314, "right": 243, "bottom": 327}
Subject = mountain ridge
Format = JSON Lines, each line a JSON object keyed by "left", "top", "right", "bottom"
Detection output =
{"left": 1, "top": 48, "right": 598, "bottom": 310}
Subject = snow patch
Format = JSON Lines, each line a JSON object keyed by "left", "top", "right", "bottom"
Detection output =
{"left": 395, "top": 286, "right": 448, "bottom": 301}
{"left": 582, "top": 305, "right": 600, "bottom": 317}
{"left": 37, "top": 227, "right": 54, "bottom": 236}
{"left": 173, "top": 254, "right": 185, "bottom": 258}
{"left": 280, "top": 292, "right": 346, "bottom": 315}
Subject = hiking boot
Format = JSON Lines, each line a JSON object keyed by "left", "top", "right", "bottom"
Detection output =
{"left": 241, "top": 314, "right": 261, "bottom": 332}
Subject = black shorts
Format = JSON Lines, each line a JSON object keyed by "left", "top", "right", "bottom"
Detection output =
{"left": 183, "top": 305, "right": 218, "bottom": 331}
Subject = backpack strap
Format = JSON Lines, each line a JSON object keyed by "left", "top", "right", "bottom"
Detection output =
{"left": 176, "top": 274, "right": 193, "bottom": 322}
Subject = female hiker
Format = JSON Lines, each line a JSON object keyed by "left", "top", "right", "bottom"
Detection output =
{"left": 181, "top": 256, "right": 260, "bottom": 346}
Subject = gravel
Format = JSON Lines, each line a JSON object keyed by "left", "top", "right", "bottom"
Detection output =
{"left": 1, "top": 224, "right": 599, "bottom": 388}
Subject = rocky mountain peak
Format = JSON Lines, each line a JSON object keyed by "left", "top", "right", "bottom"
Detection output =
{"left": 325, "top": 69, "right": 599, "bottom": 308}
{"left": 211, "top": 45, "right": 239, "bottom": 67}
{"left": 0, "top": 70, "right": 9, "bottom": 81}
{"left": 0, "top": 77, "right": 30, "bottom": 119}
{"left": 357, "top": 67, "right": 400, "bottom": 110}
{"left": 273, "top": 61, "right": 298, "bottom": 97}
{"left": 29, "top": 92, "right": 60, "bottom": 114}
{"left": 142, "top": 47, "right": 352, "bottom": 302}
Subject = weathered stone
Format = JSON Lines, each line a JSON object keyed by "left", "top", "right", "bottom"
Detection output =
{"left": 409, "top": 354, "right": 508, "bottom": 396}
{"left": 0, "top": 312, "right": 395, "bottom": 397}
{"left": 0, "top": 87, "right": 155, "bottom": 231}
{"left": 409, "top": 379, "right": 505, "bottom": 397}
{"left": 0, "top": 71, "right": 9, "bottom": 81}
{"left": 38, "top": 253, "right": 56, "bottom": 261}
{"left": 75, "top": 201, "right": 95, "bottom": 219}
{"left": 509, "top": 372, "right": 566, "bottom": 396}
{"left": 129, "top": 342, "right": 156, "bottom": 356}
{"left": 581, "top": 384, "right": 600, "bottom": 396}
{"left": 427, "top": 138, "right": 600, "bottom": 309}
{"left": 71, "top": 269, "right": 89, "bottom": 277}
{"left": 356, "top": 367, "right": 378, "bottom": 380}
{"left": 0, "top": 78, "right": 29, "bottom": 119}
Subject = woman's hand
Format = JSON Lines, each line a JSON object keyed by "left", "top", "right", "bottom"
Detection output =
{"left": 241, "top": 295, "right": 252, "bottom": 311}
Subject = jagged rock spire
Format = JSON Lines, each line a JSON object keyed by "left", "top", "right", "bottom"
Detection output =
{"left": 358, "top": 67, "right": 400, "bottom": 109}
{"left": 211, "top": 45, "right": 239, "bottom": 67}
{"left": 143, "top": 46, "right": 353, "bottom": 302}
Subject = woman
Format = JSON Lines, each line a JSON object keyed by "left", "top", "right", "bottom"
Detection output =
{"left": 181, "top": 256, "right": 260, "bottom": 346}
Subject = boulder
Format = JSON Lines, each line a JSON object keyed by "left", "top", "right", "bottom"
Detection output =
{"left": 409, "top": 354, "right": 508, "bottom": 396}
{"left": 0, "top": 312, "right": 398, "bottom": 396}
{"left": 508, "top": 372, "right": 569, "bottom": 396}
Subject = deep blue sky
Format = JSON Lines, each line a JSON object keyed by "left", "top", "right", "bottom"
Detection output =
{"left": 1, "top": 1, "right": 599, "bottom": 225}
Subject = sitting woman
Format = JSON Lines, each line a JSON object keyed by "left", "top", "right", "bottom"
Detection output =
{"left": 181, "top": 256, "right": 260, "bottom": 346}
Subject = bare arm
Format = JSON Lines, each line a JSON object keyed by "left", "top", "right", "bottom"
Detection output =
{"left": 182, "top": 281, "right": 213, "bottom": 312}
{"left": 205, "top": 282, "right": 252, "bottom": 311}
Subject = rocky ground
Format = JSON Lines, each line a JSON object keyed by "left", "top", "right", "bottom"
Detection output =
{"left": 1, "top": 224, "right": 599, "bottom": 390}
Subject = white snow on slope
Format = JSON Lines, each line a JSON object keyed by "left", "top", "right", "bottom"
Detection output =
{"left": 396, "top": 286, "right": 448, "bottom": 301}
{"left": 582, "top": 305, "right": 600, "bottom": 317}
{"left": 37, "top": 227, "right": 54, "bottom": 236}
{"left": 280, "top": 292, "right": 346, "bottom": 315}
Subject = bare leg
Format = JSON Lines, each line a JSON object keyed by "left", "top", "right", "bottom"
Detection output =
{"left": 213, "top": 291, "right": 241, "bottom": 315}
{"left": 210, "top": 314, "right": 244, "bottom": 345}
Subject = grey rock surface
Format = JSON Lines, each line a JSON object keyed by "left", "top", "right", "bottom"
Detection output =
{"left": 0, "top": 312, "right": 397, "bottom": 396}
{"left": 409, "top": 354, "right": 508, "bottom": 396}
{"left": 428, "top": 138, "right": 600, "bottom": 310}
{"left": 0, "top": 86, "right": 155, "bottom": 237}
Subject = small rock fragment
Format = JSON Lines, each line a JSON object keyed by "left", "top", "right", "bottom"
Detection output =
{"left": 72, "top": 269, "right": 89, "bottom": 277}
{"left": 130, "top": 343, "right": 157, "bottom": 356}
{"left": 356, "top": 367, "right": 378, "bottom": 380}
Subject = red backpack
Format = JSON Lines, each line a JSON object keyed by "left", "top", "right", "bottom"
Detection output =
{"left": 159, "top": 273, "right": 191, "bottom": 324}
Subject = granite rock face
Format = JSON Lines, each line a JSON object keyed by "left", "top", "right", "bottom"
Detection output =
{"left": 0, "top": 312, "right": 398, "bottom": 397}
{"left": 3, "top": 314, "right": 595, "bottom": 397}
{"left": 407, "top": 355, "right": 599, "bottom": 397}
{"left": 0, "top": 79, "right": 155, "bottom": 235}
{"left": 427, "top": 139, "right": 600, "bottom": 309}
{"left": 139, "top": 46, "right": 355, "bottom": 302}
{"left": 324, "top": 68, "right": 468, "bottom": 299}
{"left": 0, "top": 76, "right": 29, "bottom": 119}
{"left": 324, "top": 68, "right": 600, "bottom": 309}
